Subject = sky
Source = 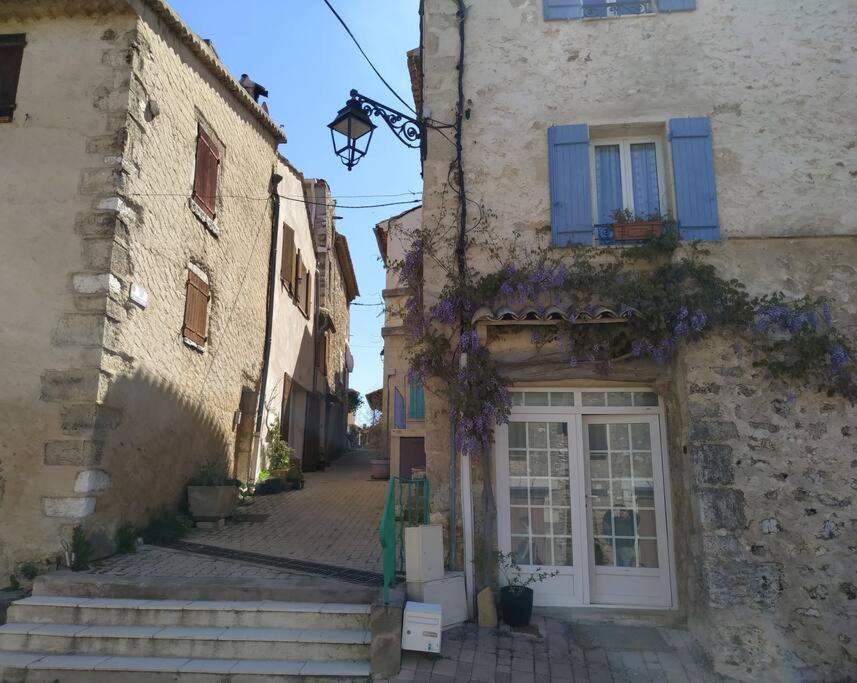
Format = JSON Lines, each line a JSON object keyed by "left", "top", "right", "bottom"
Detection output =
{"left": 170, "top": 0, "right": 422, "bottom": 424}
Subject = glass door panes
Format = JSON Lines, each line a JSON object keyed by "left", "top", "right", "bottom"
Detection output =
{"left": 508, "top": 421, "right": 573, "bottom": 566}
{"left": 588, "top": 422, "right": 659, "bottom": 568}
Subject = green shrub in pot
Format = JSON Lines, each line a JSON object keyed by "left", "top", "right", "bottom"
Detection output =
{"left": 187, "top": 462, "right": 241, "bottom": 523}
{"left": 496, "top": 551, "right": 559, "bottom": 627}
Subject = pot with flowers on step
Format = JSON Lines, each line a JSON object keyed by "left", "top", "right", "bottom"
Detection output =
{"left": 187, "top": 462, "right": 241, "bottom": 527}
{"left": 496, "top": 551, "right": 559, "bottom": 627}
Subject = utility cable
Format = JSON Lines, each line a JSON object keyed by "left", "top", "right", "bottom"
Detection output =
{"left": 127, "top": 191, "right": 420, "bottom": 210}
{"left": 320, "top": 0, "right": 417, "bottom": 116}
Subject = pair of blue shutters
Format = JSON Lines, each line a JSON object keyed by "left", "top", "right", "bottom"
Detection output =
{"left": 393, "top": 382, "right": 425, "bottom": 430}
{"left": 549, "top": 117, "right": 720, "bottom": 245}
{"left": 544, "top": 0, "right": 695, "bottom": 20}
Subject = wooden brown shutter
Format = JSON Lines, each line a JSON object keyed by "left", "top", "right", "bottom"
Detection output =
{"left": 294, "top": 250, "right": 304, "bottom": 310}
{"left": 304, "top": 266, "right": 312, "bottom": 313}
{"left": 0, "top": 35, "right": 26, "bottom": 121}
{"left": 182, "top": 270, "right": 210, "bottom": 347}
{"left": 280, "top": 224, "right": 295, "bottom": 291}
{"left": 192, "top": 126, "right": 220, "bottom": 218}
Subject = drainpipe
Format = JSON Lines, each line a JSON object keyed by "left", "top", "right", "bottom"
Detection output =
{"left": 252, "top": 170, "right": 283, "bottom": 481}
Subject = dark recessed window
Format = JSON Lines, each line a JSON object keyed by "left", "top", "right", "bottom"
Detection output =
{"left": 0, "top": 34, "right": 26, "bottom": 122}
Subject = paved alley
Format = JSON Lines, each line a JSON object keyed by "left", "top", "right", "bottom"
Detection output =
{"left": 188, "top": 448, "right": 388, "bottom": 574}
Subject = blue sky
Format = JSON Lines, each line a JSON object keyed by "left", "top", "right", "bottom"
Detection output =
{"left": 170, "top": 1, "right": 422, "bottom": 422}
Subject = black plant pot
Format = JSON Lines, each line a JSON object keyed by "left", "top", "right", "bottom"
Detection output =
{"left": 499, "top": 585, "right": 534, "bottom": 627}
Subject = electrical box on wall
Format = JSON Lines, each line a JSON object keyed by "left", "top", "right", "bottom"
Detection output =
{"left": 402, "top": 601, "right": 442, "bottom": 653}
{"left": 405, "top": 525, "right": 444, "bottom": 583}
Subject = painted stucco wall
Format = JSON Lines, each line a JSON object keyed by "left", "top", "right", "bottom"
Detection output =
{"left": 379, "top": 208, "right": 425, "bottom": 476}
{"left": 0, "top": 10, "right": 137, "bottom": 581}
{"left": 255, "top": 157, "right": 317, "bottom": 473}
{"left": 419, "top": 0, "right": 857, "bottom": 678}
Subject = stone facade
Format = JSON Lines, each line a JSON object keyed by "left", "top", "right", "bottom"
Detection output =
{"left": 0, "top": 0, "right": 284, "bottom": 578}
{"left": 415, "top": 0, "right": 857, "bottom": 679}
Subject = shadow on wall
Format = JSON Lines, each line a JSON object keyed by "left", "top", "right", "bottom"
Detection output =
{"left": 86, "top": 368, "right": 236, "bottom": 553}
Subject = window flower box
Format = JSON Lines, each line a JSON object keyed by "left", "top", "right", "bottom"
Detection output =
{"left": 611, "top": 221, "right": 663, "bottom": 242}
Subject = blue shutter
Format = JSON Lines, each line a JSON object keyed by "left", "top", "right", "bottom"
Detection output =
{"left": 669, "top": 117, "right": 720, "bottom": 241}
{"left": 408, "top": 381, "right": 425, "bottom": 420}
{"left": 657, "top": 0, "right": 696, "bottom": 12}
{"left": 394, "top": 387, "right": 406, "bottom": 429}
{"left": 544, "top": 0, "right": 582, "bottom": 21}
{"left": 548, "top": 124, "right": 593, "bottom": 246}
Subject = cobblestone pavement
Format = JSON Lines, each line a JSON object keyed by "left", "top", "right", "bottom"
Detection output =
{"left": 188, "top": 449, "right": 387, "bottom": 573}
{"left": 89, "top": 545, "right": 304, "bottom": 579}
{"left": 377, "top": 618, "right": 727, "bottom": 683}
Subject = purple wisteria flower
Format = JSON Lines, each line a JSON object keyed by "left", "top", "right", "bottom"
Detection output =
{"left": 830, "top": 345, "right": 849, "bottom": 374}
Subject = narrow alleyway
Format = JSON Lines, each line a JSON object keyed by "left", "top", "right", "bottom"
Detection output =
{"left": 186, "top": 448, "right": 387, "bottom": 575}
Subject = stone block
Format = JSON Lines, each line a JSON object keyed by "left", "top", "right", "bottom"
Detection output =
{"left": 72, "top": 273, "right": 123, "bottom": 297}
{"left": 75, "top": 211, "right": 129, "bottom": 240}
{"left": 40, "top": 369, "right": 103, "bottom": 403}
{"left": 44, "top": 440, "right": 105, "bottom": 466}
{"left": 79, "top": 166, "right": 125, "bottom": 196}
{"left": 697, "top": 487, "right": 746, "bottom": 531}
{"left": 703, "top": 558, "right": 784, "bottom": 609}
{"left": 689, "top": 420, "right": 739, "bottom": 443}
{"left": 687, "top": 400, "right": 722, "bottom": 419}
{"left": 42, "top": 497, "right": 96, "bottom": 518}
{"left": 477, "top": 587, "right": 498, "bottom": 628}
{"left": 371, "top": 588, "right": 404, "bottom": 678}
{"left": 60, "top": 404, "right": 122, "bottom": 437}
{"left": 73, "top": 470, "right": 111, "bottom": 494}
{"left": 692, "top": 444, "right": 734, "bottom": 485}
{"left": 52, "top": 314, "right": 106, "bottom": 348}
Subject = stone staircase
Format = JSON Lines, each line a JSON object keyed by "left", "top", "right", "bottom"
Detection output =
{"left": 0, "top": 574, "right": 377, "bottom": 682}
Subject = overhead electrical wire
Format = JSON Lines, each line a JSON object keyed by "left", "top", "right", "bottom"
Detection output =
{"left": 320, "top": 0, "right": 417, "bottom": 116}
{"left": 127, "top": 191, "right": 420, "bottom": 210}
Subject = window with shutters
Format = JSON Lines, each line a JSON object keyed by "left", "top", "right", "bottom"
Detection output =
{"left": 590, "top": 137, "right": 667, "bottom": 225}
{"left": 304, "top": 265, "right": 312, "bottom": 315}
{"left": 280, "top": 224, "right": 296, "bottom": 292}
{"left": 544, "top": 0, "right": 695, "bottom": 20}
{"left": 408, "top": 379, "right": 426, "bottom": 420}
{"left": 192, "top": 125, "right": 220, "bottom": 220}
{"left": 0, "top": 34, "right": 26, "bottom": 122}
{"left": 182, "top": 267, "right": 211, "bottom": 350}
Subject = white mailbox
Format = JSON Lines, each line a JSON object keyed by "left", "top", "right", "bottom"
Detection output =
{"left": 402, "top": 601, "right": 442, "bottom": 654}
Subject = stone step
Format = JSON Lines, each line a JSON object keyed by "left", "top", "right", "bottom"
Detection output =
{"left": 9, "top": 597, "right": 371, "bottom": 630}
{"left": 33, "top": 570, "right": 380, "bottom": 605}
{"left": 0, "top": 652, "right": 371, "bottom": 682}
{"left": 0, "top": 624, "right": 370, "bottom": 662}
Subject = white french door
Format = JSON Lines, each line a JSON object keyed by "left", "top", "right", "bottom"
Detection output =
{"left": 495, "top": 389, "right": 674, "bottom": 609}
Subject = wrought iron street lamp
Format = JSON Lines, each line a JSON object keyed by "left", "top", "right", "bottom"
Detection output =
{"left": 328, "top": 89, "right": 423, "bottom": 171}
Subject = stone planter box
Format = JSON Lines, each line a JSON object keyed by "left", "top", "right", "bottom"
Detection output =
{"left": 611, "top": 221, "right": 662, "bottom": 241}
{"left": 370, "top": 459, "right": 390, "bottom": 480}
{"left": 188, "top": 485, "right": 238, "bottom": 522}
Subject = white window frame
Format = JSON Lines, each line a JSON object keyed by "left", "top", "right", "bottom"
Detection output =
{"left": 589, "top": 136, "right": 668, "bottom": 223}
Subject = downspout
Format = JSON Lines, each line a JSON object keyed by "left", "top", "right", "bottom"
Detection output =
{"left": 253, "top": 170, "right": 284, "bottom": 481}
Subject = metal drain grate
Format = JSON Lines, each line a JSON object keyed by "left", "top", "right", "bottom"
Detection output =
{"left": 165, "top": 541, "right": 384, "bottom": 586}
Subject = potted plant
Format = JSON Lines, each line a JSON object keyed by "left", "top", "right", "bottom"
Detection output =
{"left": 496, "top": 551, "right": 559, "bottom": 627}
{"left": 610, "top": 208, "right": 666, "bottom": 242}
{"left": 265, "top": 418, "right": 294, "bottom": 481}
{"left": 285, "top": 460, "right": 305, "bottom": 490}
{"left": 370, "top": 453, "right": 390, "bottom": 480}
{"left": 187, "top": 462, "right": 241, "bottom": 524}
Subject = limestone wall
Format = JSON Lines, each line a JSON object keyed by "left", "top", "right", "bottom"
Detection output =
{"left": 0, "top": 9, "right": 137, "bottom": 580}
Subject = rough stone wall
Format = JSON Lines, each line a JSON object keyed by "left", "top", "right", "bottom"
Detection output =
{"left": 0, "top": 9, "right": 137, "bottom": 580}
{"left": 676, "top": 239, "right": 857, "bottom": 680}
{"left": 84, "top": 2, "right": 279, "bottom": 547}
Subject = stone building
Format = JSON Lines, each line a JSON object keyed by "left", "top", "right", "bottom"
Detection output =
{"left": 407, "top": 0, "right": 857, "bottom": 679}
{"left": 0, "top": 0, "right": 337, "bottom": 580}
{"left": 302, "top": 179, "right": 359, "bottom": 470}
{"left": 376, "top": 206, "right": 427, "bottom": 478}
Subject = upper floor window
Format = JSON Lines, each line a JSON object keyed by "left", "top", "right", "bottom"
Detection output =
{"left": 0, "top": 34, "right": 26, "bottom": 122}
{"left": 192, "top": 125, "right": 220, "bottom": 219}
{"left": 182, "top": 266, "right": 210, "bottom": 350}
{"left": 408, "top": 380, "right": 426, "bottom": 420}
{"left": 591, "top": 137, "right": 666, "bottom": 225}
{"left": 280, "top": 224, "right": 296, "bottom": 293}
{"left": 544, "top": 0, "right": 695, "bottom": 21}
{"left": 548, "top": 118, "right": 720, "bottom": 246}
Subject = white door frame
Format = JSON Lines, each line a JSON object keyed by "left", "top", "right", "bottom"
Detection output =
{"left": 493, "top": 387, "right": 677, "bottom": 609}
